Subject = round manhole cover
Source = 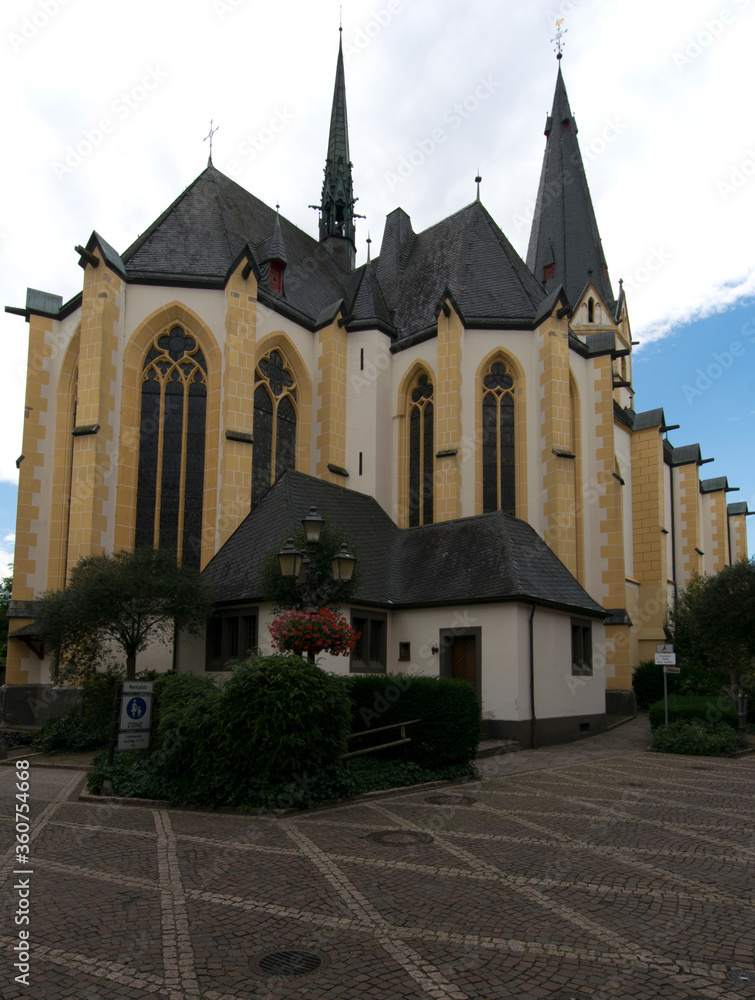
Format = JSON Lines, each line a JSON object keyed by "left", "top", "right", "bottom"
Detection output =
{"left": 728, "top": 970, "right": 755, "bottom": 985}
{"left": 425, "top": 793, "right": 477, "bottom": 806}
{"left": 252, "top": 950, "right": 323, "bottom": 977}
{"left": 367, "top": 830, "right": 434, "bottom": 846}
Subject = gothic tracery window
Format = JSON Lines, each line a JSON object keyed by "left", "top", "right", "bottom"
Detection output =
{"left": 252, "top": 349, "right": 297, "bottom": 503}
{"left": 482, "top": 360, "right": 515, "bottom": 516}
{"left": 408, "top": 372, "right": 434, "bottom": 527}
{"left": 135, "top": 326, "right": 207, "bottom": 568}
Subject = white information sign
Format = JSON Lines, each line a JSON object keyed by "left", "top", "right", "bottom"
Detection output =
{"left": 119, "top": 693, "right": 152, "bottom": 730}
{"left": 656, "top": 644, "right": 674, "bottom": 654}
{"left": 123, "top": 681, "right": 154, "bottom": 693}
{"left": 655, "top": 652, "right": 676, "bottom": 666}
{"left": 663, "top": 666, "right": 681, "bottom": 674}
{"left": 117, "top": 731, "right": 151, "bottom": 751}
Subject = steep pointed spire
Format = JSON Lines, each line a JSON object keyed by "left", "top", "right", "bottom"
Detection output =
{"left": 319, "top": 31, "right": 356, "bottom": 271}
{"left": 526, "top": 65, "right": 614, "bottom": 310}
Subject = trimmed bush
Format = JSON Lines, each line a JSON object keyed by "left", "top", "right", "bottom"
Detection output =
{"left": 90, "top": 654, "right": 355, "bottom": 810}
{"left": 346, "top": 674, "right": 480, "bottom": 768}
{"left": 651, "top": 720, "right": 740, "bottom": 756}
{"left": 632, "top": 660, "right": 724, "bottom": 709}
{"left": 648, "top": 694, "right": 738, "bottom": 731}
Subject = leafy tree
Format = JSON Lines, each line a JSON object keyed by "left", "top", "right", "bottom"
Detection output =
{"left": 0, "top": 573, "right": 11, "bottom": 680}
{"left": 668, "top": 559, "right": 755, "bottom": 706}
{"left": 34, "top": 547, "right": 215, "bottom": 680}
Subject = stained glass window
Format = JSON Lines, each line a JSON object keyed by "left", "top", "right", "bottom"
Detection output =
{"left": 408, "top": 372, "right": 434, "bottom": 526}
{"left": 252, "top": 350, "right": 297, "bottom": 503}
{"left": 482, "top": 360, "right": 515, "bottom": 516}
{"left": 135, "top": 326, "right": 207, "bottom": 568}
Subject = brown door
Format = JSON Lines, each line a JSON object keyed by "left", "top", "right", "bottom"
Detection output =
{"left": 451, "top": 636, "right": 477, "bottom": 689}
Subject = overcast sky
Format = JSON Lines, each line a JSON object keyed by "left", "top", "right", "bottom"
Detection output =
{"left": 0, "top": 0, "right": 752, "bottom": 566}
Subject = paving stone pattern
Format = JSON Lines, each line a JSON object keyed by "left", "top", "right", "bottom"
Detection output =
{"left": 1, "top": 717, "right": 754, "bottom": 999}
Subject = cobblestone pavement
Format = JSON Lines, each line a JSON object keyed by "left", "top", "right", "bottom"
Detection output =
{"left": 2, "top": 716, "right": 754, "bottom": 999}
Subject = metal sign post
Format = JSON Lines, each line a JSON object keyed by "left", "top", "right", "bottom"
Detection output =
{"left": 655, "top": 644, "right": 677, "bottom": 726}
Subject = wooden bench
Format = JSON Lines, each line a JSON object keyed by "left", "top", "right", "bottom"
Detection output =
{"left": 340, "top": 719, "right": 422, "bottom": 761}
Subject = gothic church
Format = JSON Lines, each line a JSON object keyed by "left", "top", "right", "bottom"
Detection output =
{"left": 3, "top": 38, "right": 749, "bottom": 743}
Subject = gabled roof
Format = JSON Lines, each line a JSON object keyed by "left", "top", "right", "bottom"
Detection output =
{"left": 375, "top": 200, "right": 546, "bottom": 342}
{"left": 201, "top": 470, "right": 605, "bottom": 618}
{"left": 347, "top": 261, "right": 396, "bottom": 335}
{"left": 121, "top": 164, "right": 360, "bottom": 324}
{"left": 526, "top": 65, "right": 614, "bottom": 311}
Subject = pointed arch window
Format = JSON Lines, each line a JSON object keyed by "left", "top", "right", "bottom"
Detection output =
{"left": 408, "top": 372, "right": 434, "bottom": 527}
{"left": 252, "top": 349, "right": 297, "bottom": 503}
{"left": 135, "top": 326, "right": 207, "bottom": 568}
{"left": 482, "top": 360, "right": 515, "bottom": 516}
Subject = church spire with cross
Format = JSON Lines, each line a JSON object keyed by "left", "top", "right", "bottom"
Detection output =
{"left": 317, "top": 27, "right": 357, "bottom": 271}
{"left": 526, "top": 31, "right": 614, "bottom": 310}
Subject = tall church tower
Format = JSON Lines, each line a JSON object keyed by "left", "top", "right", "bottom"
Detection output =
{"left": 527, "top": 58, "right": 614, "bottom": 309}
{"left": 317, "top": 31, "right": 357, "bottom": 271}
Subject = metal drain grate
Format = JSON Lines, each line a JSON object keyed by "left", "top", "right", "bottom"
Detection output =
{"left": 252, "top": 950, "right": 322, "bottom": 977}
{"left": 425, "top": 793, "right": 477, "bottom": 806}
{"left": 728, "top": 969, "right": 755, "bottom": 985}
{"left": 367, "top": 830, "right": 434, "bottom": 846}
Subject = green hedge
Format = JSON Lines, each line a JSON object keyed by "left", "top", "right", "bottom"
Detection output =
{"left": 648, "top": 694, "right": 738, "bottom": 731}
{"left": 346, "top": 673, "right": 480, "bottom": 768}
{"left": 632, "top": 660, "right": 724, "bottom": 709}
{"left": 90, "top": 654, "right": 355, "bottom": 809}
{"left": 651, "top": 720, "right": 740, "bottom": 756}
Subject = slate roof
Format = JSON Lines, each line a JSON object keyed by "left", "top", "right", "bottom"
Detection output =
{"left": 375, "top": 200, "right": 547, "bottom": 340}
{"left": 526, "top": 66, "right": 615, "bottom": 311}
{"left": 201, "top": 470, "right": 605, "bottom": 618}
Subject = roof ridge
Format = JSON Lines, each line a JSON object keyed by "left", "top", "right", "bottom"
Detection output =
{"left": 207, "top": 165, "right": 236, "bottom": 262}
{"left": 474, "top": 201, "right": 545, "bottom": 311}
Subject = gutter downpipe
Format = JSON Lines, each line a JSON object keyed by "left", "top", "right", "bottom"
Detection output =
{"left": 529, "top": 604, "right": 537, "bottom": 749}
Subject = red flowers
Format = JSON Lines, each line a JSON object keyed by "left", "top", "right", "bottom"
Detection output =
{"left": 268, "top": 608, "right": 360, "bottom": 657}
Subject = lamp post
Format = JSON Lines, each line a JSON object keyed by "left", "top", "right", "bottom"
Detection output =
{"left": 277, "top": 507, "right": 357, "bottom": 612}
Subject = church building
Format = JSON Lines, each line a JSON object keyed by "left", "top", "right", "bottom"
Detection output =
{"left": 3, "top": 39, "right": 750, "bottom": 743}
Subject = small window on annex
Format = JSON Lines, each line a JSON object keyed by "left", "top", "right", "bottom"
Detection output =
{"left": 350, "top": 611, "right": 387, "bottom": 673}
{"left": 571, "top": 619, "right": 593, "bottom": 676}
{"left": 206, "top": 607, "right": 258, "bottom": 671}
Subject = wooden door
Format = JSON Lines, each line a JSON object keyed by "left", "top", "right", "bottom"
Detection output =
{"left": 451, "top": 635, "right": 477, "bottom": 689}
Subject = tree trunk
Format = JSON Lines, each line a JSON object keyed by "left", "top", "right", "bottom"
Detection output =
{"left": 126, "top": 651, "right": 137, "bottom": 681}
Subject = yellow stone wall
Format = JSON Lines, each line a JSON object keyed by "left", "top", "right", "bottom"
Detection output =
{"left": 630, "top": 424, "right": 669, "bottom": 662}
{"left": 593, "top": 354, "right": 631, "bottom": 689}
{"left": 218, "top": 267, "right": 258, "bottom": 548}
{"left": 435, "top": 303, "right": 462, "bottom": 522}
{"left": 729, "top": 511, "right": 749, "bottom": 562}
{"left": 538, "top": 315, "right": 578, "bottom": 575}
{"left": 677, "top": 463, "right": 703, "bottom": 587}
{"left": 316, "top": 316, "right": 348, "bottom": 484}
{"left": 706, "top": 491, "right": 727, "bottom": 573}
{"left": 65, "top": 256, "right": 121, "bottom": 572}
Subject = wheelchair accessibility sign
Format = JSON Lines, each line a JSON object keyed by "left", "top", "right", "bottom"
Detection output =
{"left": 119, "top": 694, "right": 152, "bottom": 730}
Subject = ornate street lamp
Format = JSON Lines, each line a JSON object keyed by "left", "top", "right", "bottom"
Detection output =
{"left": 276, "top": 507, "right": 357, "bottom": 610}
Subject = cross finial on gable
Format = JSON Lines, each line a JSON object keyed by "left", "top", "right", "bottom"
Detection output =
{"left": 204, "top": 120, "right": 219, "bottom": 164}
{"left": 552, "top": 18, "right": 567, "bottom": 59}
